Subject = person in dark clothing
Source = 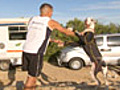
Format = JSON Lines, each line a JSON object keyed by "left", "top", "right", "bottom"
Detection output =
{"left": 75, "top": 17, "right": 108, "bottom": 85}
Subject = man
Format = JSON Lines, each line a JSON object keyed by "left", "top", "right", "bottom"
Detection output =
{"left": 22, "top": 3, "right": 75, "bottom": 90}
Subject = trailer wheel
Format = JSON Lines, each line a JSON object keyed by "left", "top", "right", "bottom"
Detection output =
{"left": 0, "top": 61, "right": 10, "bottom": 71}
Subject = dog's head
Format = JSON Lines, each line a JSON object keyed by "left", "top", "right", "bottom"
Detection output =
{"left": 85, "top": 17, "right": 96, "bottom": 29}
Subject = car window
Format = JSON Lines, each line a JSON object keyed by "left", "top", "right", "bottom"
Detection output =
{"left": 8, "top": 26, "right": 27, "bottom": 40}
{"left": 107, "top": 36, "right": 120, "bottom": 46}
{"left": 95, "top": 37, "right": 103, "bottom": 46}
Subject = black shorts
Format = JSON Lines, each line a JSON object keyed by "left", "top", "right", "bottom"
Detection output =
{"left": 22, "top": 52, "right": 43, "bottom": 77}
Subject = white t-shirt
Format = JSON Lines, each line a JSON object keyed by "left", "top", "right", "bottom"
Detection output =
{"left": 23, "top": 16, "right": 50, "bottom": 54}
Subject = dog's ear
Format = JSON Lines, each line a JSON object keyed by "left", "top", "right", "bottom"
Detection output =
{"left": 91, "top": 19, "right": 96, "bottom": 24}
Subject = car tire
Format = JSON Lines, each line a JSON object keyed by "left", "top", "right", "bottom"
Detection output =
{"left": 69, "top": 57, "right": 84, "bottom": 70}
{"left": 0, "top": 61, "right": 10, "bottom": 71}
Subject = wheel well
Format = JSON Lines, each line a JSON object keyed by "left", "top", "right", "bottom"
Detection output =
{"left": 69, "top": 57, "right": 86, "bottom": 66}
{"left": 0, "top": 60, "right": 10, "bottom": 71}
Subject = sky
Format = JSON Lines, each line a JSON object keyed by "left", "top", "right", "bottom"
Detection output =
{"left": 0, "top": 0, "right": 120, "bottom": 25}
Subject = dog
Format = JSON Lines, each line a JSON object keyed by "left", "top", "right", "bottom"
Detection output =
{"left": 85, "top": 17, "right": 108, "bottom": 85}
{"left": 75, "top": 17, "right": 108, "bottom": 85}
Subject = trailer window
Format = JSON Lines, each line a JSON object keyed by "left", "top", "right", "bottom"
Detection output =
{"left": 9, "top": 26, "right": 27, "bottom": 31}
{"left": 9, "top": 32, "right": 27, "bottom": 40}
{"left": 9, "top": 26, "right": 27, "bottom": 40}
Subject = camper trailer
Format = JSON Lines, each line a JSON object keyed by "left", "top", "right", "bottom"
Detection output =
{"left": 0, "top": 18, "right": 29, "bottom": 70}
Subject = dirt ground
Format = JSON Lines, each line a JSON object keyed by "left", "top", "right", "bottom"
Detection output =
{"left": 0, "top": 62, "right": 120, "bottom": 90}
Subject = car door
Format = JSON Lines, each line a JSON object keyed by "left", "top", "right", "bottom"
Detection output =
{"left": 106, "top": 35, "right": 120, "bottom": 57}
{"left": 95, "top": 36, "right": 112, "bottom": 57}
{"left": 96, "top": 35, "right": 120, "bottom": 57}
{"left": 95, "top": 35, "right": 120, "bottom": 65}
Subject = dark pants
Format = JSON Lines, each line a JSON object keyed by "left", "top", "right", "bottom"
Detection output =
{"left": 22, "top": 52, "right": 44, "bottom": 77}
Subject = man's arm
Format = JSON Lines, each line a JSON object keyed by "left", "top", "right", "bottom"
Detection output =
{"left": 48, "top": 20, "right": 75, "bottom": 36}
{"left": 50, "top": 38, "right": 64, "bottom": 47}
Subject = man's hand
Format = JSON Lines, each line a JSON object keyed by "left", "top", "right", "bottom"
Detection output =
{"left": 57, "top": 40, "right": 64, "bottom": 47}
{"left": 50, "top": 39, "right": 64, "bottom": 47}
{"left": 73, "top": 30, "right": 84, "bottom": 36}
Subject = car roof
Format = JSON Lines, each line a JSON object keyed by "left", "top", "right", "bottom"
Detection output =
{"left": 95, "top": 33, "right": 120, "bottom": 38}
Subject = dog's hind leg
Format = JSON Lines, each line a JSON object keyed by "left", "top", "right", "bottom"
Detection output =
{"left": 90, "top": 63, "right": 101, "bottom": 85}
{"left": 101, "top": 61, "right": 108, "bottom": 85}
{"left": 102, "top": 66, "right": 108, "bottom": 85}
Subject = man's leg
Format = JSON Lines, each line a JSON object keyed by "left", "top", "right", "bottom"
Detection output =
{"left": 22, "top": 52, "right": 43, "bottom": 90}
{"left": 22, "top": 52, "right": 36, "bottom": 90}
{"left": 24, "top": 76, "right": 37, "bottom": 90}
{"left": 25, "top": 53, "right": 43, "bottom": 89}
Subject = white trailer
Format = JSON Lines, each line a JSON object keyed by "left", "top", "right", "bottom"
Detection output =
{"left": 0, "top": 23, "right": 27, "bottom": 70}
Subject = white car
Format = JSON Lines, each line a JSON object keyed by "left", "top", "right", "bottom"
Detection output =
{"left": 57, "top": 33, "right": 120, "bottom": 70}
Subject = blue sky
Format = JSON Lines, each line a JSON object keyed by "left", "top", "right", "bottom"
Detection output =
{"left": 0, "top": 0, "right": 120, "bottom": 25}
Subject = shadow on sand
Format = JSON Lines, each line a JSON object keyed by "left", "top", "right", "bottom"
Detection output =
{"left": 0, "top": 69, "right": 111, "bottom": 90}
{"left": 0, "top": 65, "right": 120, "bottom": 90}
{"left": 36, "top": 66, "right": 120, "bottom": 90}
{"left": 0, "top": 64, "right": 24, "bottom": 90}
{"left": 36, "top": 80, "right": 110, "bottom": 90}
{"left": 108, "top": 65, "right": 120, "bottom": 75}
{"left": 37, "top": 72, "right": 115, "bottom": 90}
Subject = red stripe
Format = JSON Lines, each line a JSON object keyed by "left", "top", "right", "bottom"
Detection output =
{"left": 7, "top": 50, "right": 23, "bottom": 52}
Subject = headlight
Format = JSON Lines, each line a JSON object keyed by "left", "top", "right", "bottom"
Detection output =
{"left": 0, "top": 43, "right": 5, "bottom": 49}
{"left": 61, "top": 52, "right": 66, "bottom": 59}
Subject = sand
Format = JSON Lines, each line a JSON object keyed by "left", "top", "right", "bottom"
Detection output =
{"left": 0, "top": 62, "right": 120, "bottom": 90}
